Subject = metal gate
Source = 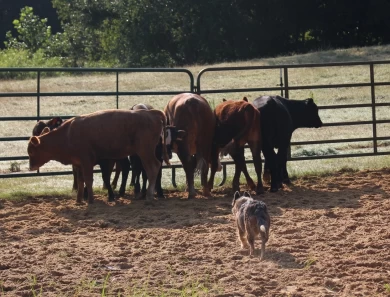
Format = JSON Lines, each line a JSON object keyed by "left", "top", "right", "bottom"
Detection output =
{"left": 1, "top": 61, "right": 390, "bottom": 184}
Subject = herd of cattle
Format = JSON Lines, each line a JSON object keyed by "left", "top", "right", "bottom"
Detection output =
{"left": 27, "top": 93, "right": 323, "bottom": 204}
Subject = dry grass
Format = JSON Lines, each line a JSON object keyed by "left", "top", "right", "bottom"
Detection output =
{"left": 1, "top": 45, "right": 390, "bottom": 195}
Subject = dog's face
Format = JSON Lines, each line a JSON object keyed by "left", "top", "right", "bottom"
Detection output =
{"left": 232, "top": 191, "right": 253, "bottom": 216}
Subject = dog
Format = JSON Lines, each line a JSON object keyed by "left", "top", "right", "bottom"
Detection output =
{"left": 232, "top": 191, "right": 270, "bottom": 260}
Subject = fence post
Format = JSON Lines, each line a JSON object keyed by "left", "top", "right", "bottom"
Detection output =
{"left": 280, "top": 68, "right": 284, "bottom": 97}
{"left": 37, "top": 71, "right": 41, "bottom": 121}
{"left": 370, "top": 63, "right": 378, "bottom": 154}
{"left": 116, "top": 71, "right": 119, "bottom": 109}
{"left": 283, "top": 67, "right": 289, "bottom": 99}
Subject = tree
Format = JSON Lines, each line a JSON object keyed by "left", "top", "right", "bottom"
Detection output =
{"left": 5, "top": 6, "right": 52, "bottom": 52}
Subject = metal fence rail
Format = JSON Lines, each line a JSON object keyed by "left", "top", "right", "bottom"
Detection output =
{"left": 196, "top": 60, "right": 390, "bottom": 159}
{"left": 1, "top": 61, "right": 390, "bottom": 184}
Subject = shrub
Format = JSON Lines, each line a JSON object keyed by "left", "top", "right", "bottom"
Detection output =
{"left": 0, "top": 49, "right": 63, "bottom": 79}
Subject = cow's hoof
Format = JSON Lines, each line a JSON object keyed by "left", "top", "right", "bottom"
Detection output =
{"left": 156, "top": 195, "right": 165, "bottom": 200}
{"left": 270, "top": 187, "right": 279, "bottom": 193}
{"left": 108, "top": 196, "right": 115, "bottom": 203}
{"left": 256, "top": 187, "right": 265, "bottom": 195}
{"left": 144, "top": 200, "right": 155, "bottom": 206}
{"left": 188, "top": 193, "right": 196, "bottom": 199}
{"left": 247, "top": 181, "right": 256, "bottom": 191}
{"left": 135, "top": 193, "right": 146, "bottom": 200}
{"left": 202, "top": 189, "right": 211, "bottom": 197}
{"left": 283, "top": 178, "right": 291, "bottom": 185}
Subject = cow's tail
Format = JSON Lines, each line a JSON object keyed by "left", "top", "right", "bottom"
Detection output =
{"left": 160, "top": 112, "right": 171, "bottom": 166}
{"left": 221, "top": 104, "right": 257, "bottom": 156}
{"left": 194, "top": 155, "right": 207, "bottom": 176}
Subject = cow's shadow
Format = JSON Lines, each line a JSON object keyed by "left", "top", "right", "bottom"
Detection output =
{"left": 51, "top": 188, "right": 235, "bottom": 230}
{"left": 48, "top": 169, "right": 389, "bottom": 230}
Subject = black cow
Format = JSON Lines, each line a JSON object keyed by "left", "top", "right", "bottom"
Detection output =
{"left": 130, "top": 103, "right": 166, "bottom": 199}
{"left": 251, "top": 95, "right": 323, "bottom": 192}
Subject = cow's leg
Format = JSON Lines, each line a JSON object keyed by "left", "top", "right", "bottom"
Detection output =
{"left": 262, "top": 158, "right": 271, "bottom": 184}
{"left": 102, "top": 160, "right": 115, "bottom": 190}
{"left": 140, "top": 168, "right": 147, "bottom": 199}
{"left": 129, "top": 157, "right": 136, "bottom": 187}
{"left": 262, "top": 144, "right": 280, "bottom": 192}
{"left": 99, "top": 160, "right": 115, "bottom": 202}
{"left": 277, "top": 145, "right": 290, "bottom": 185}
{"left": 130, "top": 155, "right": 142, "bottom": 199}
{"left": 237, "top": 147, "right": 256, "bottom": 191}
{"left": 207, "top": 142, "right": 220, "bottom": 191}
{"left": 230, "top": 151, "right": 246, "bottom": 193}
{"left": 248, "top": 141, "right": 264, "bottom": 195}
{"left": 111, "top": 161, "right": 122, "bottom": 189}
{"left": 178, "top": 149, "right": 196, "bottom": 199}
{"left": 72, "top": 165, "right": 78, "bottom": 191}
{"left": 155, "top": 163, "right": 165, "bottom": 199}
{"left": 138, "top": 151, "right": 160, "bottom": 201}
{"left": 200, "top": 161, "right": 210, "bottom": 197}
{"left": 75, "top": 166, "right": 85, "bottom": 204}
{"left": 118, "top": 157, "right": 130, "bottom": 197}
{"left": 81, "top": 164, "right": 94, "bottom": 204}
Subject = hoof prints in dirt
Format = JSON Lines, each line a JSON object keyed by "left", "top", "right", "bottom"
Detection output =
{"left": 1, "top": 169, "right": 390, "bottom": 296}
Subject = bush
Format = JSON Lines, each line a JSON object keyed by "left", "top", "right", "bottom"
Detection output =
{"left": 0, "top": 48, "right": 63, "bottom": 79}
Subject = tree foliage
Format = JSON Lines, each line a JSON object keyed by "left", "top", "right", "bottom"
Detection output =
{"left": 2, "top": 0, "right": 390, "bottom": 67}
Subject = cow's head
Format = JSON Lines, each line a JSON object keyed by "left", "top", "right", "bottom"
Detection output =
{"left": 27, "top": 136, "right": 51, "bottom": 171}
{"left": 301, "top": 98, "right": 323, "bottom": 128}
{"left": 46, "top": 117, "right": 63, "bottom": 130}
{"left": 164, "top": 126, "right": 187, "bottom": 156}
{"left": 32, "top": 121, "right": 48, "bottom": 136}
{"left": 32, "top": 117, "right": 63, "bottom": 136}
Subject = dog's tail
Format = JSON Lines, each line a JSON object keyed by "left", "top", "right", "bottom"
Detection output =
{"left": 254, "top": 202, "right": 270, "bottom": 261}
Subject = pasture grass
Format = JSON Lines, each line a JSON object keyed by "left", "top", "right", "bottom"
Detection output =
{"left": 1, "top": 44, "right": 390, "bottom": 197}
{"left": 384, "top": 283, "right": 390, "bottom": 293}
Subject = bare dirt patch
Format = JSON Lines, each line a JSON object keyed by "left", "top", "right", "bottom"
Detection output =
{"left": 1, "top": 169, "right": 390, "bottom": 296}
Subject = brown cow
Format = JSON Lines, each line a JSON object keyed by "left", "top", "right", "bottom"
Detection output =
{"left": 32, "top": 117, "right": 125, "bottom": 198}
{"left": 28, "top": 109, "right": 170, "bottom": 203}
{"left": 164, "top": 93, "right": 216, "bottom": 199}
{"left": 208, "top": 97, "right": 264, "bottom": 194}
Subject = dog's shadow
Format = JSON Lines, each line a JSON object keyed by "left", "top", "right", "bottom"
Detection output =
{"left": 238, "top": 248, "right": 302, "bottom": 269}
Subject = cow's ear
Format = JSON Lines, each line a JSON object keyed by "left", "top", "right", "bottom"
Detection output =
{"left": 242, "top": 97, "right": 248, "bottom": 102}
{"left": 52, "top": 117, "right": 64, "bottom": 127}
{"left": 40, "top": 127, "right": 50, "bottom": 135}
{"left": 30, "top": 136, "right": 40, "bottom": 147}
{"left": 222, "top": 98, "right": 227, "bottom": 102}
{"left": 243, "top": 191, "right": 251, "bottom": 198}
{"left": 48, "top": 117, "right": 63, "bottom": 127}
{"left": 306, "top": 98, "right": 314, "bottom": 105}
{"left": 176, "top": 130, "right": 187, "bottom": 141}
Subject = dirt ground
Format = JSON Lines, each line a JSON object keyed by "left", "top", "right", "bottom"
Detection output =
{"left": 1, "top": 168, "right": 390, "bottom": 297}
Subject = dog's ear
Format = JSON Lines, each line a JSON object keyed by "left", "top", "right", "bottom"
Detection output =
{"left": 232, "top": 191, "right": 241, "bottom": 206}
{"left": 243, "top": 191, "right": 251, "bottom": 198}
